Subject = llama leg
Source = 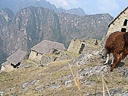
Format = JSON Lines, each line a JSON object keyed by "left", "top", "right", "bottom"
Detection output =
{"left": 111, "top": 53, "right": 118, "bottom": 72}
{"left": 111, "top": 52, "right": 127, "bottom": 71}
{"left": 116, "top": 52, "right": 127, "bottom": 66}
{"left": 111, "top": 55, "right": 114, "bottom": 66}
{"left": 104, "top": 54, "right": 110, "bottom": 65}
{"left": 111, "top": 53, "right": 126, "bottom": 72}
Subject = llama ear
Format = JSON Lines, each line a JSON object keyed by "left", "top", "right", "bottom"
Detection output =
{"left": 124, "top": 32, "right": 128, "bottom": 45}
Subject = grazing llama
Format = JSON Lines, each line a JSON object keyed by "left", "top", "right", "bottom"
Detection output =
{"left": 104, "top": 31, "right": 128, "bottom": 71}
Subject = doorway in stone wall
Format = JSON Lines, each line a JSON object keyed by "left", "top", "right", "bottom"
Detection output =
{"left": 79, "top": 43, "right": 85, "bottom": 54}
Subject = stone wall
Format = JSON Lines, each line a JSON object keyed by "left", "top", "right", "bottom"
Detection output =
{"left": 67, "top": 39, "right": 85, "bottom": 54}
{"left": 107, "top": 8, "right": 128, "bottom": 35}
{"left": 1, "top": 64, "right": 14, "bottom": 72}
{"left": 29, "top": 51, "right": 42, "bottom": 63}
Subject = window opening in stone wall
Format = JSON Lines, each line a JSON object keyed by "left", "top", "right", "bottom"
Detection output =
{"left": 123, "top": 19, "right": 127, "bottom": 26}
{"left": 36, "top": 53, "right": 38, "bottom": 56}
{"left": 121, "top": 28, "right": 126, "bottom": 32}
{"left": 79, "top": 43, "right": 85, "bottom": 54}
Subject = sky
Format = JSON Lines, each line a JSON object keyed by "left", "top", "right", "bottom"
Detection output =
{"left": 46, "top": 0, "right": 128, "bottom": 17}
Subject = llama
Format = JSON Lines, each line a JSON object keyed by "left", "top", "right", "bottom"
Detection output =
{"left": 104, "top": 31, "right": 128, "bottom": 71}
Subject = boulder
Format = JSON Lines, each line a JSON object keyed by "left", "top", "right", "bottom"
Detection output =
{"left": 117, "top": 67, "right": 128, "bottom": 78}
{"left": 20, "top": 80, "right": 38, "bottom": 92}
{"left": 69, "top": 51, "right": 102, "bottom": 67}
{"left": 118, "top": 90, "right": 128, "bottom": 96}
{"left": 79, "top": 65, "right": 108, "bottom": 78}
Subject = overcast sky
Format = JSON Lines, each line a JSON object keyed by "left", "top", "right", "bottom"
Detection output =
{"left": 46, "top": 0, "right": 128, "bottom": 17}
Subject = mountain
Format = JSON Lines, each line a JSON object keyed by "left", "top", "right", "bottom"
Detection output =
{"left": 58, "top": 13, "right": 113, "bottom": 47}
{"left": 0, "top": 7, "right": 62, "bottom": 55}
{"left": 0, "top": 8, "right": 14, "bottom": 28}
{"left": 0, "top": 0, "right": 86, "bottom": 16}
{"left": 0, "top": 6, "right": 113, "bottom": 64}
{"left": 57, "top": 7, "right": 85, "bottom": 16}
{"left": 0, "top": 8, "right": 14, "bottom": 65}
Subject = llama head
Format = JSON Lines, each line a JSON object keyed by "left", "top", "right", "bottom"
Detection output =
{"left": 124, "top": 32, "right": 128, "bottom": 45}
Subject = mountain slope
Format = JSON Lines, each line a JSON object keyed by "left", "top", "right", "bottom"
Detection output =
{"left": 0, "top": 6, "right": 113, "bottom": 64}
{"left": 0, "top": 0, "right": 86, "bottom": 16}
{"left": 1, "top": 48, "right": 128, "bottom": 96}
{"left": 0, "top": 8, "right": 14, "bottom": 29}
{"left": 0, "top": 8, "right": 13, "bottom": 65}
{"left": 58, "top": 13, "right": 113, "bottom": 47}
{"left": 0, "top": 6, "right": 62, "bottom": 55}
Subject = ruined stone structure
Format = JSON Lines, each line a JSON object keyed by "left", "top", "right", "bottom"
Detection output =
{"left": 29, "top": 40, "right": 66, "bottom": 63}
{"left": 107, "top": 6, "right": 128, "bottom": 35}
{"left": 1, "top": 49, "right": 28, "bottom": 72}
{"left": 67, "top": 39, "right": 85, "bottom": 54}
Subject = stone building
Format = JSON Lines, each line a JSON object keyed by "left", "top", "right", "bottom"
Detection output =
{"left": 29, "top": 40, "right": 66, "bottom": 63}
{"left": 107, "top": 6, "right": 128, "bottom": 35}
{"left": 1, "top": 49, "right": 28, "bottom": 72}
{"left": 67, "top": 39, "right": 85, "bottom": 54}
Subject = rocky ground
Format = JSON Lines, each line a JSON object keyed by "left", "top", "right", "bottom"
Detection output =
{"left": 0, "top": 39, "right": 128, "bottom": 96}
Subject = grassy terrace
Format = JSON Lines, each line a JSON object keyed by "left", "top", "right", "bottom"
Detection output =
{"left": 0, "top": 58, "right": 128, "bottom": 96}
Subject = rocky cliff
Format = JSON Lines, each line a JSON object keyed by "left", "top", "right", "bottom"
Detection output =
{"left": 0, "top": 8, "right": 14, "bottom": 28}
{"left": 58, "top": 13, "right": 113, "bottom": 47}
{"left": 0, "top": 7, "right": 62, "bottom": 55}
{"left": 0, "top": 8, "right": 14, "bottom": 64}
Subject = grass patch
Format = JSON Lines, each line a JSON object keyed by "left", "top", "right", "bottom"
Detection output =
{"left": 63, "top": 51, "right": 80, "bottom": 58}
{"left": 86, "top": 44, "right": 99, "bottom": 50}
{"left": 1, "top": 58, "right": 128, "bottom": 96}
{"left": 45, "top": 53, "right": 59, "bottom": 58}
{"left": 52, "top": 69, "right": 70, "bottom": 78}
{"left": 0, "top": 66, "right": 43, "bottom": 90}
